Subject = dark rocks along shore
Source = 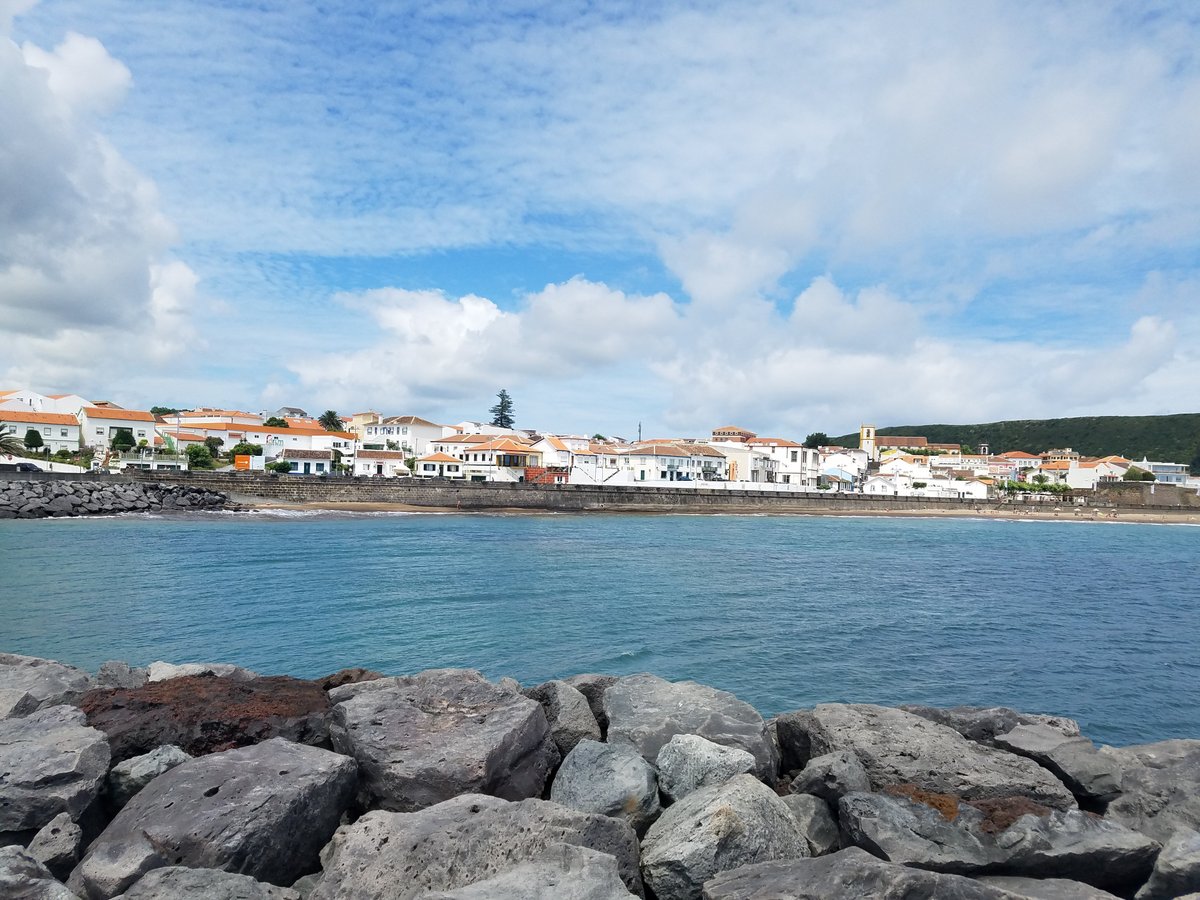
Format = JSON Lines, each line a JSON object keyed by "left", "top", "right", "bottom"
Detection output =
{"left": 2, "top": 652, "right": 1198, "bottom": 899}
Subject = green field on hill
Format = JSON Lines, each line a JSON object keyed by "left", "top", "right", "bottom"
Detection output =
{"left": 830, "top": 414, "right": 1200, "bottom": 472}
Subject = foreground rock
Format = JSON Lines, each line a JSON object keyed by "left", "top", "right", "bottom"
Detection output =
{"left": 780, "top": 704, "right": 1075, "bottom": 809}
{"left": 91, "top": 663, "right": 147, "bottom": 692}
{"left": 980, "top": 875, "right": 1122, "bottom": 898}
{"left": 1135, "top": 826, "right": 1200, "bottom": 899}
{"left": 80, "top": 674, "right": 329, "bottom": 762}
{"left": 524, "top": 680, "right": 602, "bottom": 757}
{"left": 701, "top": 847, "right": 1017, "bottom": 899}
{"left": 69, "top": 738, "right": 356, "bottom": 899}
{"left": 416, "top": 844, "right": 637, "bottom": 899}
{"left": 550, "top": 740, "right": 661, "bottom": 834}
{"left": 563, "top": 674, "right": 619, "bottom": 736}
{"left": 0, "top": 653, "right": 91, "bottom": 718}
{"left": 28, "top": 813, "right": 83, "bottom": 881}
{"left": 0, "top": 480, "right": 228, "bottom": 519}
{"left": 788, "top": 750, "right": 870, "bottom": 802}
{"left": 901, "top": 705, "right": 1080, "bottom": 746}
{"left": 0, "top": 846, "right": 81, "bottom": 900}
{"left": 641, "top": 774, "right": 808, "bottom": 900}
{"left": 106, "top": 746, "right": 192, "bottom": 810}
{"left": 144, "top": 662, "right": 256, "bottom": 682}
{"left": 780, "top": 795, "right": 839, "bottom": 857}
{"left": 1103, "top": 739, "right": 1200, "bottom": 843}
{"left": 994, "top": 725, "right": 1122, "bottom": 803}
{"left": 838, "top": 791, "right": 993, "bottom": 874}
{"left": 0, "top": 706, "right": 109, "bottom": 842}
{"left": 310, "top": 794, "right": 643, "bottom": 899}
{"left": 111, "top": 867, "right": 300, "bottom": 899}
{"left": 328, "top": 669, "right": 557, "bottom": 811}
{"left": 656, "top": 734, "right": 757, "bottom": 803}
{"left": 604, "top": 674, "right": 777, "bottom": 779}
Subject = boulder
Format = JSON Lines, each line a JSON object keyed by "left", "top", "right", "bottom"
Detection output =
{"left": 91, "top": 664, "right": 147, "bottom": 692}
{"left": 837, "top": 791, "right": 994, "bottom": 874}
{"left": 145, "top": 662, "right": 255, "bottom": 682}
{"left": 80, "top": 674, "right": 330, "bottom": 762}
{"left": 328, "top": 669, "right": 557, "bottom": 811}
{"left": 0, "top": 845, "right": 81, "bottom": 900}
{"left": 995, "top": 809, "right": 1159, "bottom": 893}
{"left": 562, "top": 675, "right": 618, "bottom": 735}
{"left": 603, "top": 674, "right": 777, "bottom": 780}
{"left": 550, "top": 740, "right": 661, "bottom": 835}
{"left": 27, "top": 814, "right": 83, "bottom": 881}
{"left": 641, "top": 774, "right": 809, "bottom": 900}
{"left": 789, "top": 751, "right": 870, "bottom": 803}
{"left": 111, "top": 867, "right": 300, "bottom": 899}
{"left": 68, "top": 738, "right": 356, "bottom": 900}
{"left": 309, "top": 794, "right": 643, "bottom": 900}
{"left": 782, "top": 704, "right": 1075, "bottom": 809}
{"left": 414, "top": 844, "right": 637, "bottom": 899}
{"left": 656, "top": 734, "right": 756, "bottom": 803}
{"left": 525, "top": 680, "right": 601, "bottom": 757}
{"left": 106, "top": 745, "right": 192, "bottom": 810}
{"left": 700, "top": 847, "right": 1016, "bottom": 899}
{"left": 312, "top": 668, "right": 383, "bottom": 692}
{"left": 0, "top": 654, "right": 91, "bottom": 717}
{"left": 994, "top": 726, "right": 1122, "bottom": 803}
{"left": 780, "top": 795, "right": 839, "bottom": 857}
{"left": 1134, "top": 826, "right": 1200, "bottom": 900}
{"left": 0, "top": 706, "right": 109, "bottom": 841}
{"left": 979, "top": 875, "right": 1122, "bottom": 898}
{"left": 1102, "top": 739, "right": 1200, "bottom": 844}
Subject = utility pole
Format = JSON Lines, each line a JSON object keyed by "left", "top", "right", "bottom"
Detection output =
{"left": 638, "top": 422, "right": 642, "bottom": 443}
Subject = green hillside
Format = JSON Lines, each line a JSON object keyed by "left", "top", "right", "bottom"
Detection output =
{"left": 830, "top": 414, "right": 1200, "bottom": 472}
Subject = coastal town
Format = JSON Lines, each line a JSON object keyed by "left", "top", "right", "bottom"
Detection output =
{"left": 1, "top": 387, "right": 1196, "bottom": 497}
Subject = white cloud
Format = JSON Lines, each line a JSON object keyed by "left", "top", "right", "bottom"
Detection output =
{"left": 21, "top": 30, "right": 130, "bottom": 114}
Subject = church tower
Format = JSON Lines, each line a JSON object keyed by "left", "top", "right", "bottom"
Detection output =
{"left": 860, "top": 424, "right": 877, "bottom": 462}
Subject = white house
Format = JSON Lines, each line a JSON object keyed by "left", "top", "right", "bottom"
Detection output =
{"left": 278, "top": 448, "right": 334, "bottom": 475}
{"left": 0, "top": 411, "right": 80, "bottom": 453}
{"left": 414, "top": 452, "right": 465, "bottom": 479}
{"left": 1065, "top": 457, "right": 1130, "bottom": 490}
{"left": 78, "top": 407, "right": 156, "bottom": 449}
{"left": 360, "top": 415, "right": 445, "bottom": 457}
{"left": 746, "top": 438, "right": 819, "bottom": 488}
{"left": 820, "top": 448, "right": 869, "bottom": 478}
{"left": 568, "top": 442, "right": 625, "bottom": 485}
{"left": 708, "top": 442, "right": 778, "bottom": 483}
{"left": 354, "top": 450, "right": 412, "bottom": 478}
{"left": 0, "top": 389, "right": 96, "bottom": 415}
{"left": 163, "top": 409, "right": 264, "bottom": 427}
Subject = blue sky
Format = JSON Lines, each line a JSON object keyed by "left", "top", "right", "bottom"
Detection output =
{"left": 3, "top": 0, "right": 1199, "bottom": 437}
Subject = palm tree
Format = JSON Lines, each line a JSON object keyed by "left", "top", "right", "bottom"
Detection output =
{"left": 0, "top": 424, "right": 24, "bottom": 456}
{"left": 319, "top": 410, "right": 344, "bottom": 432}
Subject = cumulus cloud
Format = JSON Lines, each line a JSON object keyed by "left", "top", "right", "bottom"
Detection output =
{"left": 0, "top": 10, "right": 197, "bottom": 399}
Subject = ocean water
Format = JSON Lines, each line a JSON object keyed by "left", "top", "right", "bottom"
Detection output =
{"left": 1, "top": 511, "right": 1197, "bottom": 746}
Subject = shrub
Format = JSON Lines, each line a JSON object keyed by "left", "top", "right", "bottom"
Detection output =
{"left": 186, "top": 444, "right": 214, "bottom": 469}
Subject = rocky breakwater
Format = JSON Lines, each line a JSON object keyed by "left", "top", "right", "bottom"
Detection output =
{"left": 2, "top": 656, "right": 1199, "bottom": 900}
{"left": 0, "top": 480, "right": 229, "bottom": 519}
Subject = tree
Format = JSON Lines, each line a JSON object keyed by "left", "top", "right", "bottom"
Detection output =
{"left": 267, "top": 459, "right": 293, "bottom": 474}
{"left": 111, "top": 429, "right": 136, "bottom": 452}
{"left": 803, "top": 432, "right": 829, "bottom": 449}
{"left": 150, "top": 406, "right": 181, "bottom": 417}
{"left": 203, "top": 436, "right": 225, "bottom": 459}
{"left": 592, "top": 433, "right": 607, "bottom": 441}
{"left": 229, "top": 442, "right": 263, "bottom": 457}
{"left": 1191, "top": 445, "right": 1200, "bottom": 476}
{"left": 489, "top": 389, "right": 515, "bottom": 429}
{"left": 319, "top": 410, "right": 344, "bottom": 431}
{"left": 385, "top": 439, "right": 400, "bottom": 451}
{"left": 264, "top": 417, "right": 288, "bottom": 427}
{"left": 0, "top": 425, "right": 23, "bottom": 455}
{"left": 186, "top": 444, "right": 214, "bottom": 469}
{"left": 1123, "top": 467, "right": 1156, "bottom": 482}
{"left": 1032, "top": 473, "right": 1049, "bottom": 486}
{"left": 24, "top": 429, "right": 43, "bottom": 452}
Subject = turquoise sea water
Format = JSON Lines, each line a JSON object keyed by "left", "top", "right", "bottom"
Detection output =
{"left": 1, "top": 511, "right": 1197, "bottom": 746}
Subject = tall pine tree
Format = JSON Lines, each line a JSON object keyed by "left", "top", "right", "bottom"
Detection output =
{"left": 489, "top": 389, "right": 515, "bottom": 429}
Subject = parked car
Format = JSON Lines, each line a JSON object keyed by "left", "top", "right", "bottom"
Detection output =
{"left": 0, "top": 462, "right": 41, "bottom": 472}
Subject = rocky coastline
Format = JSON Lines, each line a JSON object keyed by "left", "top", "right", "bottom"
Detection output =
{"left": 0, "top": 481, "right": 229, "bottom": 519}
{"left": 2, "top": 653, "right": 1198, "bottom": 899}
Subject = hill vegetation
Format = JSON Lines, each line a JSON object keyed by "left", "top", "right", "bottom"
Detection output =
{"left": 830, "top": 414, "right": 1200, "bottom": 473}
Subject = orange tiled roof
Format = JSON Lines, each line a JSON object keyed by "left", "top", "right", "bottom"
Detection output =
{"left": 418, "top": 452, "right": 462, "bottom": 463}
{"left": 81, "top": 407, "right": 155, "bottom": 422}
{"left": 0, "top": 411, "right": 78, "bottom": 425}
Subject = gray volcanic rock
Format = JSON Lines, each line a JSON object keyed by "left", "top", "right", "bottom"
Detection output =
{"left": 640, "top": 774, "right": 809, "bottom": 900}
{"left": 28, "top": 814, "right": 83, "bottom": 881}
{"left": 779, "top": 795, "right": 839, "bottom": 857}
{"left": 550, "top": 740, "right": 661, "bottom": 835}
{"left": 996, "top": 809, "right": 1159, "bottom": 892}
{"left": 563, "top": 675, "right": 619, "bottom": 735}
{"left": 789, "top": 750, "right": 870, "bottom": 802}
{"left": 0, "top": 846, "right": 81, "bottom": 900}
{"left": 837, "top": 791, "right": 994, "bottom": 874}
{"left": 106, "top": 745, "right": 192, "bottom": 810}
{"left": 525, "top": 680, "right": 601, "bottom": 757}
{"left": 994, "top": 725, "right": 1122, "bottom": 803}
{"left": 92, "top": 663, "right": 148, "bottom": 692}
{"left": 0, "top": 654, "right": 91, "bottom": 718}
{"left": 1134, "top": 826, "right": 1200, "bottom": 900}
{"left": 976, "top": 876, "right": 1120, "bottom": 899}
{"left": 68, "top": 738, "right": 356, "bottom": 900}
{"left": 700, "top": 847, "right": 1017, "bottom": 900}
{"left": 656, "top": 733, "right": 757, "bottom": 803}
{"left": 328, "top": 669, "right": 558, "bottom": 812}
{"left": 309, "top": 794, "right": 643, "bottom": 900}
{"left": 145, "top": 662, "right": 256, "bottom": 682}
{"left": 0, "top": 706, "right": 109, "bottom": 840}
{"left": 111, "top": 867, "right": 301, "bottom": 899}
{"left": 784, "top": 704, "right": 1076, "bottom": 809}
{"left": 603, "top": 674, "right": 777, "bottom": 780}
{"left": 414, "top": 844, "right": 637, "bottom": 899}
{"left": 1102, "top": 739, "right": 1200, "bottom": 843}
{"left": 901, "top": 706, "right": 1080, "bottom": 746}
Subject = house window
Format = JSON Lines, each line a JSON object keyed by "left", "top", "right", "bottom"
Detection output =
{"left": 61, "top": 429, "right": 68, "bottom": 437}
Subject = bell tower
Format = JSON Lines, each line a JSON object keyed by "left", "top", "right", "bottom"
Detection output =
{"left": 860, "top": 424, "right": 877, "bottom": 462}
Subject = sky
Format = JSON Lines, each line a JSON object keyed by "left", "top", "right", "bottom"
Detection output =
{"left": 2, "top": 0, "right": 1199, "bottom": 438}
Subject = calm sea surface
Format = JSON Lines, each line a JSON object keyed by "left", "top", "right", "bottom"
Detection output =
{"left": 2, "top": 511, "right": 1197, "bottom": 746}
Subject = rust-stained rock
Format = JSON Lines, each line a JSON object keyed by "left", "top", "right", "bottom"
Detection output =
{"left": 79, "top": 673, "right": 330, "bottom": 762}
{"left": 313, "top": 668, "right": 384, "bottom": 692}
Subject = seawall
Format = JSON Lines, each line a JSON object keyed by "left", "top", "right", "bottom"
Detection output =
{"left": 0, "top": 478, "right": 229, "bottom": 518}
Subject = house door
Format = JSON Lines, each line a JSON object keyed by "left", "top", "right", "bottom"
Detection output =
{"left": 303, "top": 462, "right": 311, "bottom": 474}
{"left": 376, "top": 464, "right": 383, "bottom": 475}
